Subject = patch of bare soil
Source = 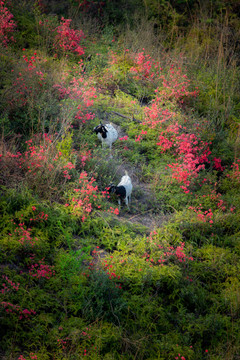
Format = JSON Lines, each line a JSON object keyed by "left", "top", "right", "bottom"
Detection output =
{"left": 108, "top": 122, "right": 172, "bottom": 231}
{"left": 117, "top": 169, "right": 171, "bottom": 231}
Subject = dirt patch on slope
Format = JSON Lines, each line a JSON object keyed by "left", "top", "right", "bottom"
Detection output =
{"left": 106, "top": 122, "right": 172, "bottom": 231}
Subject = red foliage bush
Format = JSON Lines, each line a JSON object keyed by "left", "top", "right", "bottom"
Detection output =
{"left": 54, "top": 17, "right": 85, "bottom": 56}
{"left": 0, "top": 0, "right": 16, "bottom": 47}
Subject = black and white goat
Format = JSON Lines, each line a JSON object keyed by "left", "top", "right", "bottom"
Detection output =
{"left": 109, "top": 171, "right": 133, "bottom": 208}
{"left": 93, "top": 123, "right": 118, "bottom": 150}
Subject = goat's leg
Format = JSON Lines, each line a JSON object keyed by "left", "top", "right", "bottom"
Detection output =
{"left": 125, "top": 197, "right": 130, "bottom": 210}
{"left": 127, "top": 196, "right": 131, "bottom": 210}
{"left": 109, "top": 144, "right": 113, "bottom": 158}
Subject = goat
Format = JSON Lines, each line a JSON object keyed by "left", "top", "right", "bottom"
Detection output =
{"left": 93, "top": 122, "right": 118, "bottom": 150}
{"left": 109, "top": 171, "right": 133, "bottom": 208}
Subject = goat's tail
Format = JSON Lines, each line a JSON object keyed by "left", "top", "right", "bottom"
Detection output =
{"left": 125, "top": 170, "right": 128, "bottom": 176}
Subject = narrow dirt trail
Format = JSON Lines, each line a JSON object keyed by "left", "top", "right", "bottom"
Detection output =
{"left": 108, "top": 122, "right": 171, "bottom": 232}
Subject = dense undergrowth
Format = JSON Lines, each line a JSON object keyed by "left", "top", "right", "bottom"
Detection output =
{"left": 0, "top": 1, "right": 240, "bottom": 359}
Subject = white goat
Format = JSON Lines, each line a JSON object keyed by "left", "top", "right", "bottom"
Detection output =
{"left": 109, "top": 171, "right": 133, "bottom": 208}
{"left": 93, "top": 123, "right": 118, "bottom": 150}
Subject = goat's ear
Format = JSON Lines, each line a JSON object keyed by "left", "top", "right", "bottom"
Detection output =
{"left": 107, "top": 183, "right": 115, "bottom": 192}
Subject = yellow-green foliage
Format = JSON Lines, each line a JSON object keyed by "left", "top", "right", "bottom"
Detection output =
{"left": 56, "top": 131, "right": 74, "bottom": 159}
{"left": 221, "top": 277, "right": 240, "bottom": 318}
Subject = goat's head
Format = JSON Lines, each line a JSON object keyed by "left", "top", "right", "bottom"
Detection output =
{"left": 107, "top": 184, "right": 117, "bottom": 194}
{"left": 93, "top": 123, "right": 107, "bottom": 137}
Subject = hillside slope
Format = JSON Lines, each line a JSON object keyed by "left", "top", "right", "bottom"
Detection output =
{"left": 0, "top": 1, "right": 240, "bottom": 359}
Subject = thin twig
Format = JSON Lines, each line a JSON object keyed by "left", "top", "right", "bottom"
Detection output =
{"left": 111, "top": 111, "right": 142, "bottom": 123}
